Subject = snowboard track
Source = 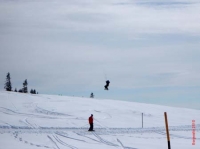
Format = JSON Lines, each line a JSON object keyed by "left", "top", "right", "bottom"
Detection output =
{"left": 35, "top": 106, "right": 71, "bottom": 117}
{"left": 0, "top": 107, "right": 65, "bottom": 119}
{"left": 0, "top": 124, "right": 199, "bottom": 137}
{"left": 0, "top": 124, "right": 199, "bottom": 149}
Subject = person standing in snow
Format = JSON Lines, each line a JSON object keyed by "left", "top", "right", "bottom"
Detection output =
{"left": 88, "top": 114, "right": 94, "bottom": 131}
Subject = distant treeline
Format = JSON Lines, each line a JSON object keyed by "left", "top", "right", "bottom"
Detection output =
{"left": 4, "top": 72, "right": 38, "bottom": 94}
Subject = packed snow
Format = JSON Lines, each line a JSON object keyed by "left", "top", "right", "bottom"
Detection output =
{"left": 0, "top": 91, "right": 199, "bottom": 149}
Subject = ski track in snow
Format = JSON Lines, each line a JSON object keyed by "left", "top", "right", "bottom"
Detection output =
{"left": 55, "top": 132, "right": 86, "bottom": 142}
{"left": 53, "top": 135, "right": 78, "bottom": 149}
{"left": 1, "top": 124, "right": 199, "bottom": 148}
{"left": 92, "top": 132, "right": 118, "bottom": 147}
{"left": 48, "top": 135, "right": 60, "bottom": 149}
{"left": 19, "top": 118, "right": 39, "bottom": 129}
{"left": 25, "top": 118, "right": 40, "bottom": 129}
{"left": 1, "top": 124, "right": 198, "bottom": 149}
{"left": 117, "top": 138, "right": 138, "bottom": 149}
{"left": 75, "top": 132, "right": 101, "bottom": 143}
{"left": 155, "top": 130, "right": 198, "bottom": 140}
{"left": 35, "top": 106, "right": 71, "bottom": 117}
{"left": 1, "top": 124, "right": 199, "bottom": 136}
{"left": 0, "top": 107, "right": 65, "bottom": 119}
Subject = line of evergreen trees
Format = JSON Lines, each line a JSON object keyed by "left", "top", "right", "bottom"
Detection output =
{"left": 4, "top": 72, "right": 38, "bottom": 94}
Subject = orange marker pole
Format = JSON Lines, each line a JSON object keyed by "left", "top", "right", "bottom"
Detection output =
{"left": 164, "top": 112, "right": 171, "bottom": 149}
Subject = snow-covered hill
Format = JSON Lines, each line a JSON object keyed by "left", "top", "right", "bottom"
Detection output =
{"left": 0, "top": 91, "right": 199, "bottom": 149}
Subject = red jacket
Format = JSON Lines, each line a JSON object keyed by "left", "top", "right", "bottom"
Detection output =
{"left": 88, "top": 116, "right": 93, "bottom": 124}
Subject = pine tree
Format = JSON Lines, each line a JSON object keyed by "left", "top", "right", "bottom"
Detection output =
{"left": 4, "top": 72, "right": 12, "bottom": 91}
{"left": 23, "top": 79, "right": 28, "bottom": 93}
{"left": 33, "top": 89, "right": 36, "bottom": 94}
{"left": 14, "top": 88, "right": 17, "bottom": 92}
{"left": 30, "top": 89, "right": 33, "bottom": 94}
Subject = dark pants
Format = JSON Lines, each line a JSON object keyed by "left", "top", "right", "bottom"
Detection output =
{"left": 104, "top": 85, "right": 108, "bottom": 90}
{"left": 88, "top": 123, "right": 93, "bottom": 131}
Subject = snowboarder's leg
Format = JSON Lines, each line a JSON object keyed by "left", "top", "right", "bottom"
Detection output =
{"left": 88, "top": 123, "right": 93, "bottom": 131}
{"left": 104, "top": 85, "right": 108, "bottom": 90}
{"left": 91, "top": 123, "right": 93, "bottom": 131}
{"left": 104, "top": 85, "right": 107, "bottom": 90}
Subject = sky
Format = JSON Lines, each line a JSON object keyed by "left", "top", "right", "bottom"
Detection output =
{"left": 0, "top": 0, "right": 200, "bottom": 110}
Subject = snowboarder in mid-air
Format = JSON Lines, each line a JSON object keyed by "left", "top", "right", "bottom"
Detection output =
{"left": 88, "top": 114, "right": 94, "bottom": 131}
{"left": 104, "top": 80, "right": 110, "bottom": 90}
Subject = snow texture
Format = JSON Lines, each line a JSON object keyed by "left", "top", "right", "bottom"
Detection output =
{"left": 0, "top": 91, "right": 199, "bottom": 149}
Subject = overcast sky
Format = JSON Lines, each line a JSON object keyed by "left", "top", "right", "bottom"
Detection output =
{"left": 1, "top": 0, "right": 200, "bottom": 110}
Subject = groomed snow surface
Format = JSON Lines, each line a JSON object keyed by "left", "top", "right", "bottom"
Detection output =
{"left": 0, "top": 91, "right": 199, "bottom": 149}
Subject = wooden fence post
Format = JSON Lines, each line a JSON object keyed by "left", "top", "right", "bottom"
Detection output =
{"left": 164, "top": 112, "right": 171, "bottom": 149}
{"left": 142, "top": 113, "right": 143, "bottom": 128}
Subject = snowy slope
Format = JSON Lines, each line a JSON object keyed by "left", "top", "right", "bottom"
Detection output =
{"left": 0, "top": 91, "right": 199, "bottom": 149}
